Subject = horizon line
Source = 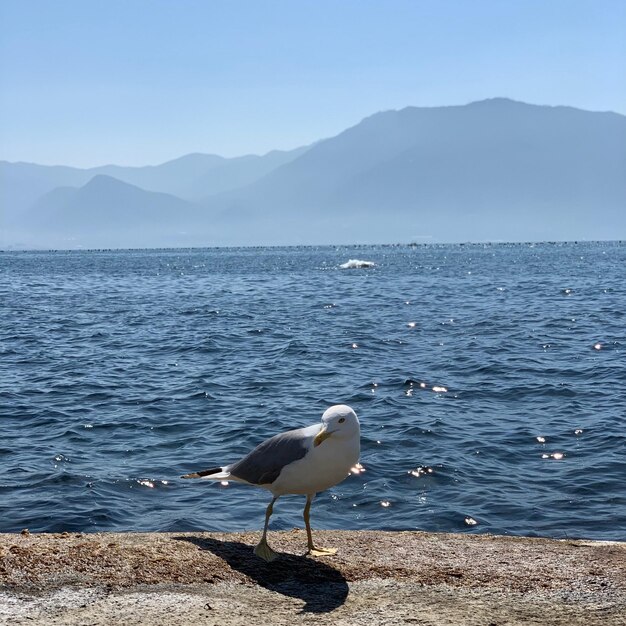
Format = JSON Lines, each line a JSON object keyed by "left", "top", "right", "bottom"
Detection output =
{"left": 2, "top": 239, "right": 625, "bottom": 254}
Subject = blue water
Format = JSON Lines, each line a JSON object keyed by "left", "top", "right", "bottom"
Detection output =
{"left": 1, "top": 243, "right": 625, "bottom": 540}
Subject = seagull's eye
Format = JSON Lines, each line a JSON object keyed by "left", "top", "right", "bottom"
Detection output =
{"left": 338, "top": 417, "right": 346, "bottom": 424}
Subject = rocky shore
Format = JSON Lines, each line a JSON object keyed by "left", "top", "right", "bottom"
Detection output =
{"left": 1, "top": 530, "right": 624, "bottom": 625}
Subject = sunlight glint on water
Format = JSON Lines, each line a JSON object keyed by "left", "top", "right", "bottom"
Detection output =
{"left": 0, "top": 242, "right": 625, "bottom": 540}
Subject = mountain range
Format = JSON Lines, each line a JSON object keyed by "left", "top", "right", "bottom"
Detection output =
{"left": 2, "top": 98, "right": 625, "bottom": 249}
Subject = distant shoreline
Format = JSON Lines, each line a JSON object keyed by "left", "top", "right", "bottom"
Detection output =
{"left": 1, "top": 239, "right": 625, "bottom": 254}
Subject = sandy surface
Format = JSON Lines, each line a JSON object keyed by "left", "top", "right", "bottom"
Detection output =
{"left": 1, "top": 530, "right": 624, "bottom": 625}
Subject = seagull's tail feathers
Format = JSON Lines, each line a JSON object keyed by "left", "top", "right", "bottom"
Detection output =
{"left": 181, "top": 466, "right": 230, "bottom": 480}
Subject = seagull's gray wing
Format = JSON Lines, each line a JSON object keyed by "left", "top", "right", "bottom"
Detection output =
{"left": 228, "top": 427, "right": 314, "bottom": 485}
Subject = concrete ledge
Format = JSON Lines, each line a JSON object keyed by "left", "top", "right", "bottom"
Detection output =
{"left": 1, "top": 530, "right": 625, "bottom": 625}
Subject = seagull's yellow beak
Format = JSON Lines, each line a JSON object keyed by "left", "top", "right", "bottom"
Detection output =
{"left": 314, "top": 426, "right": 333, "bottom": 447}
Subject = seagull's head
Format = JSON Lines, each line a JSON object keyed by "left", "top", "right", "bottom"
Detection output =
{"left": 314, "top": 404, "right": 359, "bottom": 446}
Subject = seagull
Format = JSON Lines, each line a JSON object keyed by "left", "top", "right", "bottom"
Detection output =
{"left": 182, "top": 404, "right": 360, "bottom": 562}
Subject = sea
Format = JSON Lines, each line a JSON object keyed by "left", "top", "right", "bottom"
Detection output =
{"left": 1, "top": 242, "right": 625, "bottom": 540}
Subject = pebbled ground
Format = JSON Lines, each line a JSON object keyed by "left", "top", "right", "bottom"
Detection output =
{"left": 1, "top": 530, "right": 624, "bottom": 625}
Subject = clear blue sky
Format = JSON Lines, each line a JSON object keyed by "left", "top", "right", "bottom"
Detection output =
{"left": 1, "top": 0, "right": 624, "bottom": 167}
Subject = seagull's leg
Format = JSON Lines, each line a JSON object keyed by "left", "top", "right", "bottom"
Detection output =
{"left": 304, "top": 493, "right": 337, "bottom": 557}
{"left": 254, "top": 496, "right": 280, "bottom": 562}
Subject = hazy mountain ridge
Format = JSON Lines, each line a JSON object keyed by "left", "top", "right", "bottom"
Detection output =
{"left": 0, "top": 145, "right": 309, "bottom": 218}
{"left": 196, "top": 98, "right": 626, "bottom": 245}
{"left": 2, "top": 98, "right": 625, "bottom": 248}
{"left": 22, "top": 175, "right": 202, "bottom": 249}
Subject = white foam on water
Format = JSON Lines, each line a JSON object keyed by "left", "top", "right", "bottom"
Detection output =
{"left": 339, "top": 259, "right": 376, "bottom": 269}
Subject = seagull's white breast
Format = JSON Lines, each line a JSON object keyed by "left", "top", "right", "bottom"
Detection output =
{"left": 269, "top": 432, "right": 360, "bottom": 496}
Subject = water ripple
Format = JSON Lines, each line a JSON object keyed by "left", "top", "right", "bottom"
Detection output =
{"left": 1, "top": 243, "right": 625, "bottom": 539}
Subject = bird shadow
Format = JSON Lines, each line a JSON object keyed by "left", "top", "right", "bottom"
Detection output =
{"left": 173, "top": 535, "right": 349, "bottom": 613}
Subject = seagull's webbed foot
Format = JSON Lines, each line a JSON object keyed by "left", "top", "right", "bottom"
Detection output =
{"left": 254, "top": 537, "right": 279, "bottom": 562}
{"left": 307, "top": 545, "right": 338, "bottom": 557}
